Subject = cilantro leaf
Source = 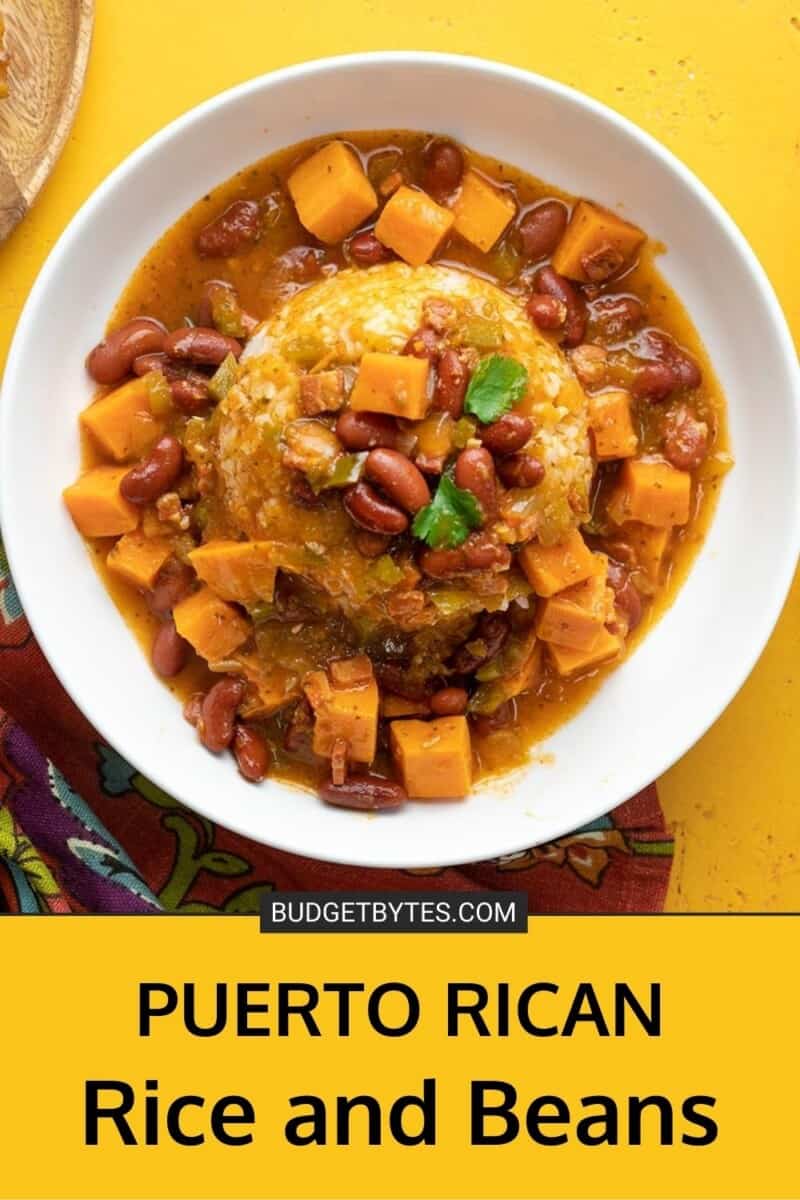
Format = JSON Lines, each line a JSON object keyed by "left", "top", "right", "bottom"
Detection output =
{"left": 464, "top": 354, "right": 529, "bottom": 424}
{"left": 412, "top": 475, "right": 482, "bottom": 549}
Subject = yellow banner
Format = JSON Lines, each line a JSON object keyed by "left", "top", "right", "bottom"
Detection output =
{"left": 0, "top": 916, "right": 795, "bottom": 1200}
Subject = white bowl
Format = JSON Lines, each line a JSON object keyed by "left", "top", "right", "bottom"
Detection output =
{"left": 2, "top": 53, "right": 799, "bottom": 868}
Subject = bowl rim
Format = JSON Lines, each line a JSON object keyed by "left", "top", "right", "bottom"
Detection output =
{"left": 3, "top": 50, "right": 800, "bottom": 868}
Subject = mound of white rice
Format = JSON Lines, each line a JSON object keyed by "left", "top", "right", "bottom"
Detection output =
{"left": 215, "top": 262, "right": 591, "bottom": 545}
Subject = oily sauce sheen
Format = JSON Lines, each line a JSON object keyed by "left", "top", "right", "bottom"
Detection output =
{"left": 85, "top": 130, "right": 730, "bottom": 793}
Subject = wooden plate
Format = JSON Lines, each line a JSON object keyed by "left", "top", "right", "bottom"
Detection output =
{"left": 0, "top": 0, "right": 94, "bottom": 242}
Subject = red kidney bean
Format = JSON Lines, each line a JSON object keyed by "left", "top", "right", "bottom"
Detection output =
{"left": 196, "top": 199, "right": 261, "bottom": 258}
{"left": 569, "top": 343, "right": 608, "bottom": 390}
{"left": 319, "top": 773, "right": 407, "bottom": 811}
{"left": 672, "top": 352, "right": 702, "bottom": 391}
{"left": 533, "top": 265, "right": 587, "bottom": 347}
{"left": 86, "top": 317, "right": 167, "bottom": 385}
{"left": 163, "top": 326, "right": 242, "bottom": 366}
{"left": 607, "top": 560, "right": 643, "bottom": 633}
{"left": 148, "top": 558, "right": 195, "bottom": 617}
{"left": 344, "top": 481, "right": 408, "bottom": 534}
{"left": 581, "top": 241, "right": 625, "bottom": 283}
{"left": 430, "top": 686, "right": 468, "bottom": 716}
{"left": 454, "top": 447, "right": 497, "bottom": 519}
{"left": 347, "top": 231, "right": 393, "bottom": 266}
{"left": 588, "top": 294, "right": 645, "bottom": 342}
{"left": 170, "top": 375, "right": 212, "bottom": 414}
{"left": 518, "top": 200, "right": 569, "bottom": 261}
{"left": 631, "top": 360, "right": 679, "bottom": 402}
{"left": 336, "top": 409, "right": 400, "bottom": 451}
{"left": 365, "top": 448, "right": 430, "bottom": 514}
{"left": 434, "top": 348, "right": 469, "bottom": 417}
{"left": 120, "top": 435, "right": 184, "bottom": 504}
{"left": 451, "top": 612, "right": 510, "bottom": 674}
{"left": 132, "top": 351, "right": 169, "bottom": 376}
{"left": 354, "top": 529, "right": 393, "bottom": 558}
{"left": 151, "top": 619, "right": 189, "bottom": 678}
{"left": 480, "top": 412, "right": 533, "bottom": 456}
{"left": 199, "top": 677, "right": 245, "bottom": 753}
{"left": 420, "top": 535, "right": 510, "bottom": 578}
{"left": 606, "top": 559, "right": 629, "bottom": 594}
{"left": 602, "top": 538, "right": 636, "bottom": 568}
{"left": 233, "top": 724, "right": 270, "bottom": 782}
{"left": 132, "top": 352, "right": 212, "bottom": 412}
{"left": 497, "top": 453, "right": 545, "bottom": 488}
{"left": 471, "top": 698, "right": 517, "bottom": 735}
{"left": 662, "top": 404, "right": 709, "bottom": 471}
{"left": 288, "top": 471, "right": 323, "bottom": 509}
{"left": 422, "top": 139, "right": 464, "bottom": 200}
{"left": 403, "top": 325, "right": 441, "bottom": 361}
{"left": 273, "top": 244, "right": 325, "bottom": 283}
{"left": 526, "top": 294, "right": 566, "bottom": 332}
{"left": 418, "top": 546, "right": 468, "bottom": 578}
{"left": 133, "top": 351, "right": 209, "bottom": 395}
{"left": 643, "top": 329, "right": 702, "bottom": 390}
{"left": 462, "top": 531, "right": 511, "bottom": 571}
{"left": 183, "top": 692, "right": 204, "bottom": 726}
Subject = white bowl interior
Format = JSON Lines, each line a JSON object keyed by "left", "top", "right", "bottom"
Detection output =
{"left": 2, "top": 54, "right": 799, "bottom": 868}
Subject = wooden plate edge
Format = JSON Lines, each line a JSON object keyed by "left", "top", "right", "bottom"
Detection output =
{"left": 0, "top": 0, "right": 96, "bottom": 243}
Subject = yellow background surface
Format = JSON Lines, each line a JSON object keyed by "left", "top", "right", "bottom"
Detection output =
{"left": 0, "top": 1, "right": 798, "bottom": 908}
{"left": 0, "top": 915, "right": 798, "bottom": 1200}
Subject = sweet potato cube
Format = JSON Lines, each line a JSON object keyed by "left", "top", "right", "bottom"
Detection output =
{"left": 173, "top": 586, "right": 250, "bottom": 662}
{"left": 548, "top": 627, "right": 623, "bottom": 676}
{"left": 564, "top": 557, "right": 614, "bottom": 616}
{"left": 80, "top": 376, "right": 165, "bottom": 462}
{"left": 452, "top": 170, "right": 516, "bottom": 252}
{"left": 350, "top": 351, "right": 430, "bottom": 419}
{"left": 63, "top": 468, "right": 140, "bottom": 538}
{"left": 189, "top": 540, "right": 277, "bottom": 606}
{"left": 552, "top": 199, "right": 645, "bottom": 283}
{"left": 287, "top": 141, "right": 377, "bottom": 244}
{"left": 106, "top": 531, "right": 173, "bottom": 590}
{"left": 519, "top": 528, "right": 597, "bottom": 597}
{"left": 622, "top": 522, "right": 672, "bottom": 586}
{"left": 589, "top": 389, "right": 638, "bottom": 461}
{"left": 537, "top": 599, "right": 604, "bottom": 653}
{"left": 381, "top": 694, "right": 431, "bottom": 719}
{"left": 536, "top": 556, "right": 613, "bottom": 651}
{"left": 390, "top": 715, "right": 472, "bottom": 799}
{"left": 374, "top": 185, "right": 454, "bottom": 266}
{"left": 329, "top": 654, "right": 374, "bottom": 688}
{"left": 304, "top": 657, "right": 379, "bottom": 764}
{"left": 607, "top": 458, "right": 691, "bottom": 528}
